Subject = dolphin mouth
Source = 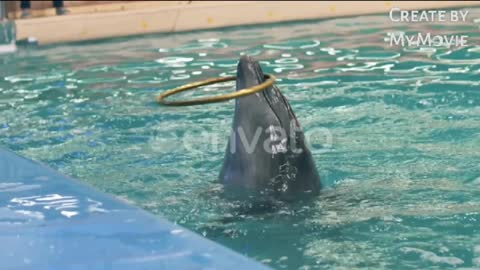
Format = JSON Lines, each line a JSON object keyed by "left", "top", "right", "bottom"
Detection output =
{"left": 234, "top": 55, "right": 300, "bottom": 131}
{"left": 236, "top": 55, "right": 267, "bottom": 91}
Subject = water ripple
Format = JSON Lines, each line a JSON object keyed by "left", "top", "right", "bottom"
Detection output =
{"left": 1, "top": 7, "right": 480, "bottom": 270}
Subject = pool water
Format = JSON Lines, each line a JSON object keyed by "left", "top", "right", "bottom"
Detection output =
{"left": 1, "top": 7, "right": 480, "bottom": 270}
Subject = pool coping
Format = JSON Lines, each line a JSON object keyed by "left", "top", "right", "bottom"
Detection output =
{"left": 0, "top": 147, "right": 273, "bottom": 270}
{"left": 13, "top": 1, "right": 480, "bottom": 45}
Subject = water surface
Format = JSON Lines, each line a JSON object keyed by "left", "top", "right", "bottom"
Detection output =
{"left": 1, "top": 8, "right": 480, "bottom": 270}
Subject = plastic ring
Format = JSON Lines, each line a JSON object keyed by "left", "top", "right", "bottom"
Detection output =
{"left": 156, "top": 74, "right": 276, "bottom": 106}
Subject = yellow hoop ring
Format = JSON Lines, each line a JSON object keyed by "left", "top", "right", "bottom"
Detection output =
{"left": 156, "top": 74, "right": 276, "bottom": 106}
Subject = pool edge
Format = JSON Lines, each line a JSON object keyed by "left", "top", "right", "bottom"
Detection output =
{"left": 0, "top": 147, "right": 274, "bottom": 270}
{"left": 13, "top": 1, "right": 480, "bottom": 45}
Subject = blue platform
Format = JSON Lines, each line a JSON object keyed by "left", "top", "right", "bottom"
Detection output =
{"left": 0, "top": 148, "right": 272, "bottom": 270}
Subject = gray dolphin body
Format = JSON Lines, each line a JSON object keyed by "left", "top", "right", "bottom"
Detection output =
{"left": 219, "top": 56, "right": 321, "bottom": 202}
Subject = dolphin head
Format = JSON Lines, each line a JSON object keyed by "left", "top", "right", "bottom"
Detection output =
{"left": 219, "top": 55, "right": 321, "bottom": 202}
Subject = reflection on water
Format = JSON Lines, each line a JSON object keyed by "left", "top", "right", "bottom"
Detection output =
{"left": 1, "top": 7, "right": 480, "bottom": 270}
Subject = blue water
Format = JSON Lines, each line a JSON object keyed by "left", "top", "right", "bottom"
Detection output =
{"left": 1, "top": 7, "right": 480, "bottom": 270}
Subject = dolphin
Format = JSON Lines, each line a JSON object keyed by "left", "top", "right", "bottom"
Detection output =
{"left": 219, "top": 55, "right": 321, "bottom": 202}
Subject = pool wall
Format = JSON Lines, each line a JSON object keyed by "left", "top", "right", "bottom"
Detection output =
{"left": 0, "top": 148, "right": 273, "bottom": 270}
{"left": 13, "top": 1, "right": 480, "bottom": 45}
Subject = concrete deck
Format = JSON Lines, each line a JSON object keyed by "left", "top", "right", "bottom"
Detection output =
{"left": 14, "top": 1, "right": 480, "bottom": 45}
